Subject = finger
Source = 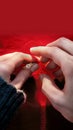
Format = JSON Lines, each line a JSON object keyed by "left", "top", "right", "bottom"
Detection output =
{"left": 46, "top": 60, "right": 58, "bottom": 70}
{"left": 38, "top": 38, "right": 73, "bottom": 63}
{"left": 30, "top": 46, "right": 70, "bottom": 69}
{"left": 40, "top": 74, "right": 64, "bottom": 107}
{"left": 7, "top": 52, "right": 36, "bottom": 73}
{"left": 40, "top": 57, "right": 49, "bottom": 63}
{"left": 54, "top": 69, "right": 64, "bottom": 82}
{"left": 35, "top": 55, "right": 49, "bottom": 63}
{"left": 46, "top": 61, "right": 64, "bottom": 81}
{"left": 45, "top": 60, "right": 64, "bottom": 82}
{"left": 54, "top": 69, "right": 63, "bottom": 77}
{"left": 10, "top": 63, "right": 39, "bottom": 89}
{"left": 47, "top": 38, "right": 73, "bottom": 55}
{"left": 0, "top": 52, "right": 16, "bottom": 62}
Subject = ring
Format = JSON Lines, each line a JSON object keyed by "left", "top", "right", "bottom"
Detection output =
{"left": 23, "top": 63, "right": 34, "bottom": 69}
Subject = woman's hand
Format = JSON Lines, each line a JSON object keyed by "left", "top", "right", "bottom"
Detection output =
{"left": 0, "top": 52, "right": 39, "bottom": 89}
{"left": 30, "top": 37, "right": 73, "bottom": 122}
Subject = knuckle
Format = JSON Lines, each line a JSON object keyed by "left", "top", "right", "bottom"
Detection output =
{"left": 57, "top": 37, "right": 68, "bottom": 46}
{"left": 58, "top": 37, "right": 67, "bottom": 43}
{"left": 14, "top": 52, "right": 24, "bottom": 57}
{"left": 51, "top": 46, "right": 58, "bottom": 54}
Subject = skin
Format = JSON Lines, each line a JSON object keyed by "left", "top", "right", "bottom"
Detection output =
{"left": 30, "top": 37, "right": 73, "bottom": 123}
{"left": 0, "top": 52, "right": 39, "bottom": 97}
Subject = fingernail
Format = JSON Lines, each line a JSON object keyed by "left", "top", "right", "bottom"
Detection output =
{"left": 30, "top": 47, "right": 37, "bottom": 52}
{"left": 46, "top": 62, "right": 57, "bottom": 70}
{"left": 24, "top": 54, "right": 32, "bottom": 58}
{"left": 53, "top": 69, "right": 62, "bottom": 77}
{"left": 30, "top": 63, "right": 39, "bottom": 72}
{"left": 40, "top": 74, "right": 50, "bottom": 81}
{"left": 23, "top": 54, "right": 35, "bottom": 61}
{"left": 41, "top": 57, "right": 49, "bottom": 63}
{"left": 40, "top": 74, "right": 44, "bottom": 81}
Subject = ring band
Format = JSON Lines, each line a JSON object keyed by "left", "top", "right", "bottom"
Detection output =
{"left": 23, "top": 63, "right": 34, "bottom": 69}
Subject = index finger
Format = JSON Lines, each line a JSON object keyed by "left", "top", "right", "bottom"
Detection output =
{"left": 30, "top": 46, "right": 70, "bottom": 68}
{"left": 0, "top": 52, "right": 17, "bottom": 62}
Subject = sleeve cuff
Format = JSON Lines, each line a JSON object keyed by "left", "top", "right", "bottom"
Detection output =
{"left": 0, "top": 77, "right": 26, "bottom": 130}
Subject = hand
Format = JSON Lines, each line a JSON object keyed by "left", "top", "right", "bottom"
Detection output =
{"left": 30, "top": 37, "right": 73, "bottom": 122}
{"left": 0, "top": 52, "right": 39, "bottom": 89}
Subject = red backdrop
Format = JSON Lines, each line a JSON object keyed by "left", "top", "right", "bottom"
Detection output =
{"left": 0, "top": 0, "right": 73, "bottom": 35}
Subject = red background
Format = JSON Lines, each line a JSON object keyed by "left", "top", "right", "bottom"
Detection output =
{"left": 0, "top": 0, "right": 73, "bottom": 35}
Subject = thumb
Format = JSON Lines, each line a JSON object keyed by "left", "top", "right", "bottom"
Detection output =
{"left": 40, "top": 74, "right": 64, "bottom": 108}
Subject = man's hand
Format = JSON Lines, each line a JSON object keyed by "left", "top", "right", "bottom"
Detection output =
{"left": 30, "top": 37, "right": 73, "bottom": 122}
{"left": 0, "top": 52, "right": 39, "bottom": 89}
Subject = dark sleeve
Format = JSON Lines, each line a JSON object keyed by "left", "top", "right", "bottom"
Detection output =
{"left": 0, "top": 77, "right": 25, "bottom": 130}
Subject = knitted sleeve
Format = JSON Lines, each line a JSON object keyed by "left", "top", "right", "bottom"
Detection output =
{"left": 0, "top": 77, "right": 25, "bottom": 130}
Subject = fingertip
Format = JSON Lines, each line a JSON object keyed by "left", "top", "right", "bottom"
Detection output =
{"left": 30, "top": 46, "right": 45, "bottom": 53}
{"left": 30, "top": 47, "right": 37, "bottom": 52}
{"left": 39, "top": 74, "right": 50, "bottom": 81}
{"left": 30, "top": 63, "right": 39, "bottom": 72}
